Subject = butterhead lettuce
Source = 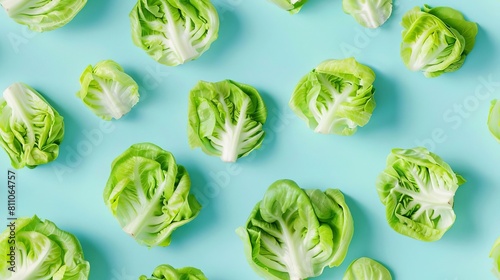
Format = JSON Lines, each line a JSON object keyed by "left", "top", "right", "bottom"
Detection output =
{"left": 77, "top": 60, "right": 140, "bottom": 121}
{"left": 268, "top": 0, "right": 308, "bottom": 14}
{"left": 343, "top": 257, "right": 392, "bottom": 280}
{"left": 289, "top": 57, "right": 376, "bottom": 135}
{"left": 488, "top": 99, "right": 500, "bottom": 142}
{"left": 139, "top": 264, "right": 207, "bottom": 280}
{"left": 376, "top": 147, "right": 466, "bottom": 241}
{"left": 0, "top": 82, "right": 64, "bottom": 169}
{"left": 188, "top": 80, "right": 267, "bottom": 162}
{"left": 130, "top": 0, "right": 219, "bottom": 66}
{"left": 236, "top": 179, "right": 353, "bottom": 280}
{"left": 0, "top": 215, "right": 90, "bottom": 280}
{"left": 401, "top": 5, "right": 478, "bottom": 78}
{"left": 491, "top": 237, "right": 500, "bottom": 279}
{"left": 343, "top": 0, "right": 393, "bottom": 28}
{"left": 0, "top": 0, "right": 87, "bottom": 32}
{"left": 103, "top": 143, "right": 201, "bottom": 247}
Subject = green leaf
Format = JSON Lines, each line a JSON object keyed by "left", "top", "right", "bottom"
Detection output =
{"left": 130, "top": 0, "right": 219, "bottom": 66}
{"left": 424, "top": 6, "right": 478, "bottom": 55}
{"left": 488, "top": 99, "right": 500, "bottom": 142}
{"left": 343, "top": 257, "right": 392, "bottom": 280}
{"left": 343, "top": 0, "right": 393, "bottom": 28}
{"left": 376, "top": 147, "right": 465, "bottom": 241}
{"left": 103, "top": 143, "right": 202, "bottom": 247}
{"left": 268, "top": 0, "right": 309, "bottom": 14}
{"left": 490, "top": 237, "right": 500, "bottom": 279}
{"left": 77, "top": 60, "right": 140, "bottom": 120}
{"left": 0, "top": 216, "right": 90, "bottom": 280}
{"left": 0, "top": 82, "right": 64, "bottom": 169}
{"left": 289, "top": 57, "right": 376, "bottom": 135}
{"left": 139, "top": 264, "right": 208, "bottom": 280}
{"left": 0, "top": 0, "right": 87, "bottom": 32}
{"left": 236, "top": 179, "right": 353, "bottom": 280}
{"left": 400, "top": 5, "right": 477, "bottom": 77}
{"left": 188, "top": 80, "right": 267, "bottom": 162}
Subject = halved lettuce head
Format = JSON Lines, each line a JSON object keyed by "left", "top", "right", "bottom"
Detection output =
{"left": 0, "top": 82, "right": 64, "bottom": 169}
{"left": 268, "top": 0, "right": 308, "bottom": 14}
{"left": 343, "top": 257, "right": 392, "bottom": 280}
{"left": 289, "top": 57, "right": 376, "bottom": 135}
{"left": 103, "top": 142, "right": 201, "bottom": 247}
{"left": 139, "top": 264, "right": 207, "bottom": 280}
{"left": 376, "top": 147, "right": 466, "bottom": 241}
{"left": 188, "top": 79, "right": 267, "bottom": 162}
{"left": 343, "top": 0, "right": 392, "bottom": 28}
{"left": 130, "top": 0, "right": 219, "bottom": 66}
{"left": 0, "top": 0, "right": 87, "bottom": 32}
{"left": 77, "top": 60, "right": 140, "bottom": 121}
{"left": 488, "top": 99, "right": 500, "bottom": 142}
{"left": 236, "top": 179, "right": 353, "bottom": 280}
{"left": 491, "top": 237, "right": 500, "bottom": 279}
{"left": 0, "top": 215, "right": 90, "bottom": 280}
{"left": 401, "top": 5, "right": 478, "bottom": 78}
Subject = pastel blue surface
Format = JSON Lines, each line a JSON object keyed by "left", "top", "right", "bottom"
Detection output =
{"left": 1, "top": 0, "right": 500, "bottom": 279}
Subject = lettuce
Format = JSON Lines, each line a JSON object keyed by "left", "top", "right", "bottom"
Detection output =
{"left": 139, "top": 264, "right": 207, "bottom": 280}
{"left": 103, "top": 143, "right": 201, "bottom": 247}
{"left": 343, "top": 0, "right": 392, "bottom": 28}
{"left": 376, "top": 147, "right": 466, "bottom": 241}
{"left": 188, "top": 80, "right": 267, "bottom": 162}
{"left": 77, "top": 60, "right": 140, "bottom": 121}
{"left": 0, "top": 0, "right": 87, "bottom": 32}
{"left": 0, "top": 216, "right": 90, "bottom": 280}
{"left": 343, "top": 257, "right": 392, "bottom": 280}
{"left": 267, "top": 0, "right": 308, "bottom": 14}
{"left": 289, "top": 57, "right": 376, "bottom": 135}
{"left": 237, "top": 179, "right": 353, "bottom": 280}
{"left": 401, "top": 5, "right": 478, "bottom": 77}
{"left": 130, "top": 0, "right": 219, "bottom": 66}
{"left": 0, "top": 82, "right": 64, "bottom": 169}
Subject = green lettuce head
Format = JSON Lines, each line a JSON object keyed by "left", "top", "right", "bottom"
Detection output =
{"left": 488, "top": 99, "right": 500, "bottom": 142}
{"left": 343, "top": 257, "right": 392, "bottom": 280}
{"left": 130, "top": 0, "right": 219, "bottom": 66}
{"left": 0, "top": 215, "right": 90, "bottom": 280}
{"left": 139, "top": 264, "right": 207, "bottom": 280}
{"left": 491, "top": 237, "right": 500, "bottom": 279}
{"left": 376, "top": 147, "right": 466, "bottom": 241}
{"left": 0, "top": 82, "right": 64, "bottom": 169}
{"left": 0, "top": 0, "right": 87, "bottom": 32}
{"left": 289, "top": 57, "right": 376, "bottom": 135}
{"left": 77, "top": 60, "right": 140, "bottom": 121}
{"left": 401, "top": 5, "right": 478, "bottom": 78}
{"left": 236, "top": 179, "right": 353, "bottom": 280}
{"left": 268, "top": 0, "right": 308, "bottom": 14}
{"left": 343, "top": 0, "right": 392, "bottom": 28}
{"left": 188, "top": 79, "right": 267, "bottom": 163}
{"left": 103, "top": 142, "right": 201, "bottom": 247}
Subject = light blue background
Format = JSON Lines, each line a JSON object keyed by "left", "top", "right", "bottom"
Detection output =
{"left": 1, "top": 0, "right": 500, "bottom": 279}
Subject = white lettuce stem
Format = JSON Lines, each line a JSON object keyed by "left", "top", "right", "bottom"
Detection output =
{"left": 93, "top": 77, "right": 128, "bottom": 119}
{"left": 172, "top": 32, "right": 198, "bottom": 63}
{"left": 272, "top": 0, "right": 295, "bottom": 10}
{"left": 9, "top": 240, "right": 47, "bottom": 280}
{"left": 278, "top": 216, "right": 311, "bottom": 280}
{"left": 122, "top": 164, "right": 168, "bottom": 238}
{"left": 3, "top": 84, "right": 35, "bottom": 143}
{"left": 314, "top": 74, "right": 350, "bottom": 134}
{"left": 220, "top": 99, "right": 249, "bottom": 162}
{"left": 315, "top": 107, "right": 339, "bottom": 134}
{"left": 0, "top": 0, "right": 32, "bottom": 15}
{"left": 163, "top": 13, "right": 199, "bottom": 63}
{"left": 220, "top": 135, "right": 238, "bottom": 162}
